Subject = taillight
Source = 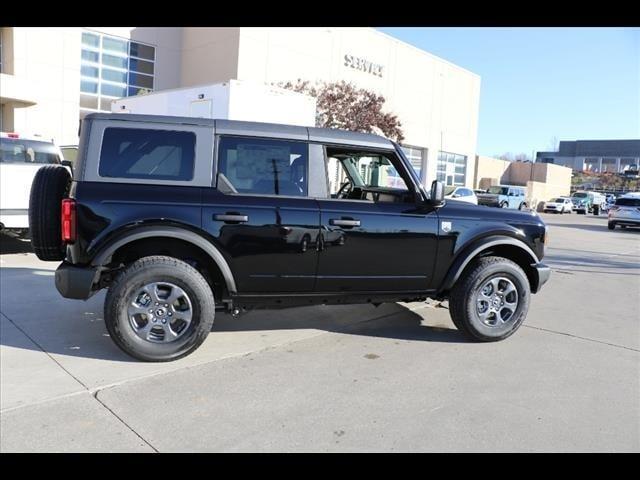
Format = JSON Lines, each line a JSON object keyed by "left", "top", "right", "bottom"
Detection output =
{"left": 61, "top": 199, "right": 77, "bottom": 244}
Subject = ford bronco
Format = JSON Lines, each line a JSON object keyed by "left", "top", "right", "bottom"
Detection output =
{"left": 28, "top": 113, "right": 550, "bottom": 361}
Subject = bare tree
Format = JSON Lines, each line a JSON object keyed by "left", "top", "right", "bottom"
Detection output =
{"left": 495, "top": 153, "right": 514, "bottom": 162}
{"left": 547, "top": 136, "right": 559, "bottom": 152}
{"left": 278, "top": 80, "right": 404, "bottom": 142}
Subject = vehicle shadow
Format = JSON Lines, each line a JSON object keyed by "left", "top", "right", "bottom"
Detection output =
{"left": 0, "top": 266, "right": 468, "bottom": 363}
{"left": 0, "top": 233, "right": 33, "bottom": 255}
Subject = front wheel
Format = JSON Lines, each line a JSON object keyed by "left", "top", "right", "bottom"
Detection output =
{"left": 449, "top": 256, "right": 530, "bottom": 342}
{"left": 500, "top": 202, "right": 508, "bottom": 209}
{"left": 104, "top": 256, "right": 215, "bottom": 362}
{"left": 608, "top": 222, "right": 616, "bottom": 230}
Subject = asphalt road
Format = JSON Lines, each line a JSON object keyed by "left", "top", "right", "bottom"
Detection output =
{"left": 1, "top": 211, "right": 638, "bottom": 452}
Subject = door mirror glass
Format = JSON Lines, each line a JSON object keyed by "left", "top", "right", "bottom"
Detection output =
{"left": 430, "top": 180, "right": 445, "bottom": 206}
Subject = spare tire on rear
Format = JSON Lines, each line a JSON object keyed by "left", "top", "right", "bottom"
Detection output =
{"left": 28, "top": 165, "right": 71, "bottom": 261}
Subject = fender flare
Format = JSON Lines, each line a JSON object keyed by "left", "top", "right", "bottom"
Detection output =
{"left": 439, "top": 235, "right": 540, "bottom": 293}
{"left": 91, "top": 226, "right": 237, "bottom": 294}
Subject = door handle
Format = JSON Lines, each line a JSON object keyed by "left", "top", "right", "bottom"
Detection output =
{"left": 214, "top": 213, "right": 249, "bottom": 223}
{"left": 330, "top": 218, "right": 360, "bottom": 227}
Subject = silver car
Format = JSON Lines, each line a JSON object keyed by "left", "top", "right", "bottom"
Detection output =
{"left": 544, "top": 196, "right": 573, "bottom": 214}
{"left": 608, "top": 194, "right": 640, "bottom": 230}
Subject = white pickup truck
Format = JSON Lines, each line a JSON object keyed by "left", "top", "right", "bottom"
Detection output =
{"left": 0, "top": 132, "right": 67, "bottom": 235}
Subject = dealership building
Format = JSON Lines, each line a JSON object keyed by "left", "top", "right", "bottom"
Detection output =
{"left": 536, "top": 140, "right": 640, "bottom": 173}
{"left": 0, "top": 27, "right": 481, "bottom": 188}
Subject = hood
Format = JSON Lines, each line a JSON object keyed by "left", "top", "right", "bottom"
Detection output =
{"left": 442, "top": 199, "right": 541, "bottom": 223}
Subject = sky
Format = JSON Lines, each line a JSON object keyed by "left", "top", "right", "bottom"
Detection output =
{"left": 378, "top": 27, "right": 640, "bottom": 158}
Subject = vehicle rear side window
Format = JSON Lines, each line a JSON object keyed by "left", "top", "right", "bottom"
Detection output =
{"left": 99, "top": 128, "right": 195, "bottom": 181}
{"left": 0, "top": 138, "right": 61, "bottom": 164}
{"left": 217, "top": 136, "right": 308, "bottom": 197}
{"left": 615, "top": 197, "right": 640, "bottom": 207}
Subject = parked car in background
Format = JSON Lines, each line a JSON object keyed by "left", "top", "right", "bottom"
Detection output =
{"left": 571, "top": 191, "right": 607, "bottom": 214}
{"left": 476, "top": 185, "right": 528, "bottom": 210}
{"left": 445, "top": 186, "right": 478, "bottom": 205}
{"left": 608, "top": 193, "right": 640, "bottom": 230}
{"left": 544, "top": 197, "right": 573, "bottom": 214}
{"left": 0, "top": 132, "right": 65, "bottom": 236}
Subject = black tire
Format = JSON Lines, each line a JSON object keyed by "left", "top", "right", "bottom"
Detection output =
{"left": 500, "top": 202, "right": 508, "bottom": 209}
{"left": 104, "top": 256, "right": 215, "bottom": 362}
{"left": 28, "top": 165, "right": 71, "bottom": 261}
{"left": 518, "top": 202, "right": 527, "bottom": 211}
{"left": 608, "top": 222, "right": 615, "bottom": 230}
{"left": 449, "top": 256, "right": 531, "bottom": 342}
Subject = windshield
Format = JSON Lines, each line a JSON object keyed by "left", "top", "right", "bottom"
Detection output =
{"left": 487, "top": 186, "right": 508, "bottom": 195}
{"left": 552, "top": 198, "right": 565, "bottom": 203}
{"left": 0, "top": 138, "right": 61, "bottom": 164}
{"left": 573, "top": 192, "right": 589, "bottom": 198}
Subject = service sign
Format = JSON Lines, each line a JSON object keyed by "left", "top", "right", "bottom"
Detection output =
{"left": 344, "top": 54, "right": 384, "bottom": 78}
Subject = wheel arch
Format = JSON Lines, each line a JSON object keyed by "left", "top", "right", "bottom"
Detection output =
{"left": 439, "top": 235, "right": 541, "bottom": 295}
{"left": 91, "top": 226, "right": 237, "bottom": 296}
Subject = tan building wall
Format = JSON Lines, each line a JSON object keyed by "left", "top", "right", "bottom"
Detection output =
{"left": 179, "top": 28, "right": 240, "bottom": 88}
{"left": 474, "top": 155, "right": 511, "bottom": 189}
{"left": 475, "top": 155, "right": 572, "bottom": 209}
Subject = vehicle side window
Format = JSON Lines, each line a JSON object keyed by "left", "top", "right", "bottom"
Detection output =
{"left": 217, "top": 136, "right": 308, "bottom": 197}
{"left": 324, "top": 146, "right": 413, "bottom": 203}
{"left": 99, "top": 128, "right": 195, "bottom": 181}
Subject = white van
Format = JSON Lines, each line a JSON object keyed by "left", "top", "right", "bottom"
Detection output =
{"left": 0, "top": 133, "right": 65, "bottom": 234}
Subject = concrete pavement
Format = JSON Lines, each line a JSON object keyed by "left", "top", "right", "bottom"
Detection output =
{"left": 1, "top": 212, "right": 639, "bottom": 452}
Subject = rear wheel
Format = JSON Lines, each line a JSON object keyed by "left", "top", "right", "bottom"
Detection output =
{"left": 449, "top": 256, "right": 530, "bottom": 342}
{"left": 500, "top": 202, "right": 508, "bottom": 209}
{"left": 104, "top": 256, "right": 215, "bottom": 362}
{"left": 28, "top": 166, "right": 71, "bottom": 261}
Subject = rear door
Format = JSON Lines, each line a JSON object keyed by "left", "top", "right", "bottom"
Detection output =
{"left": 201, "top": 134, "right": 321, "bottom": 293}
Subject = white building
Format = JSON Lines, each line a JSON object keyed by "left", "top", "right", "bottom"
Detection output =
{"left": 0, "top": 27, "right": 481, "bottom": 188}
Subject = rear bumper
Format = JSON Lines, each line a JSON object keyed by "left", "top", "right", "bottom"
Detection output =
{"left": 55, "top": 262, "right": 99, "bottom": 300}
{"left": 609, "top": 218, "right": 640, "bottom": 226}
{"left": 531, "top": 262, "right": 551, "bottom": 293}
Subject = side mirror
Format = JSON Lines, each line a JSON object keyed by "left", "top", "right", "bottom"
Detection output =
{"left": 430, "top": 180, "right": 445, "bottom": 207}
{"left": 61, "top": 160, "right": 73, "bottom": 173}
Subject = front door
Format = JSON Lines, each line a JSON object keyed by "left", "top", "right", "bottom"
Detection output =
{"left": 316, "top": 145, "right": 439, "bottom": 293}
{"left": 201, "top": 135, "right": 320, "bottom": 293}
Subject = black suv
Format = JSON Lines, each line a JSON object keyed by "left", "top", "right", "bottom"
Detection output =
{"left": 29, "top": 113, "right": 550, "bottom": 361}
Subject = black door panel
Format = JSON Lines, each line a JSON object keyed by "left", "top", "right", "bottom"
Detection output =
{"left": 202, "top": 192, "right": 320, "bottom": 293}
{"left": 316, "top": 199, "right": 438, "bottom": 292}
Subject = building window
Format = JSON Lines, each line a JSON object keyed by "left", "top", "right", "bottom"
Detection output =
{"left": 437, "top": 151, "right": 467, "bottom": 186}
{"left": 401, "top": 145, "right": 426, "bottom": 181}
{"left": 80, "top": 30, "right": 156, "bottom": 117}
